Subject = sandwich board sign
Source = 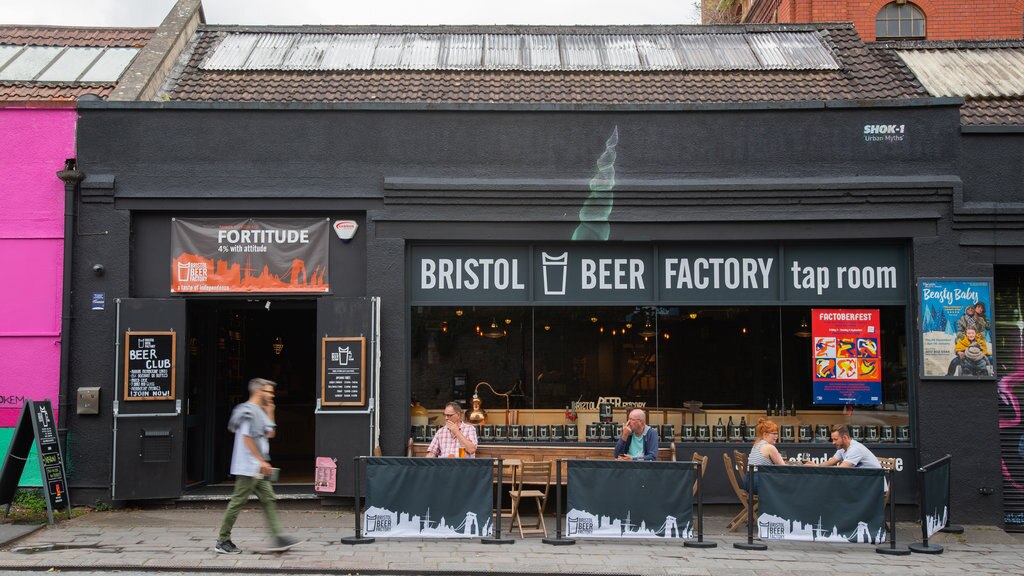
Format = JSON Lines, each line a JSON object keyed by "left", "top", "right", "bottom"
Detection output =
{"left": 0, "top": 400, "right": 71, "bottom": 524}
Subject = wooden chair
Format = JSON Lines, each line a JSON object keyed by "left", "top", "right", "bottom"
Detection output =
{"left": 497, "top": 460, "right": 521, "bottom": 532}
{"left": 510, "top": 461, "right": 552, "bottom": 538}
{"left": 877, "top": 457, "right": 897, "bottom": 505}
{"left": 723, "top": 451, "right": 757, "bottom": 532}
{"left": 877, "top": 457, "right": 897, "bottom": 531}
{"left": 691, "top": 451, "right": 709, "bottom": 498}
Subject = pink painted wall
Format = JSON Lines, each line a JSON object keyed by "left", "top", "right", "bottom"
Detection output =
{"left": 0, "top": 108, "right": 76, "bottom": 426}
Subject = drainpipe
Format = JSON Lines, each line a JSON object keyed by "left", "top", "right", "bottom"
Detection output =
{"left": 56, "top": 159, "right": 84, "bottom": 441}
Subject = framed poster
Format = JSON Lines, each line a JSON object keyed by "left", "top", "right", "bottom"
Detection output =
{"left": 811, "top": 309, "right": 881, "bottom": 405}
{"left": 919, "top": 278, "right": 995, "bottom": 379}
{"left": 124, "top": 331, "right": 176, "bottom": 401}
{"left": 321, "top": 337, "right": 366, "bottom": 406}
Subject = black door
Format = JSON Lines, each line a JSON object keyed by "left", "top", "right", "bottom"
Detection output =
{"left": 185, "top": 300, "right": 318, "bottom": 487}
{"left": 112, "top": 298, "right": 186, "bottom": 500}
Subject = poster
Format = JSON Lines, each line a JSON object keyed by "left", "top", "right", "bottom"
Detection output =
{"left": 171, "top": 218, "right": 329, "bottom": 293}
{"left": 812, "top": 309, "right": 881, "bottom": 405}
{"left": 919, "top": 278, "right": 994, "bottom": 378}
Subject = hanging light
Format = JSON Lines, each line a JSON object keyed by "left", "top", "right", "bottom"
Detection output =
{"left": 272, "top": 336, "right": 285, "bottom": 355}
{"left": 481, "top": 318, "right": 506, "bottom": 339}
{"left": 795, "top": 317, "right": 811, "bottom": 338}
{"left": 689, "top": 312, "right": 698, "bottom": 320}
{"left": 639, "top": 317, "right": 657, "bottom": 338}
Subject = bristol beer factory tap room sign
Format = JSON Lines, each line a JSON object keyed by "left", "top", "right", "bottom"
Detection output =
{"left": 409, "top": 244, "right": 905, "bottom": 305}
{"left": 171, "top": 218, "right": 330, "bottom": 293}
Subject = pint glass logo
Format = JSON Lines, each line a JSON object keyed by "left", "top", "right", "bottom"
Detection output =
{"left": 567, "top": 516, "right": 593, "bottom": 535}
{"left": 542, "top": 252, "right": 568, "bottom": 296}
{"left": 177, "top": 261, "right": 208, "bottom": 282}
{"left": 331, "top": 347, "right": 354, "bottom": 366}
{"left": 366, "top": 514, "right": 392, "bottom": 533}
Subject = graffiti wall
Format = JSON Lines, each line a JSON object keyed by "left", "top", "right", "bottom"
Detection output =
{"left": 997, "top": 267, "right": 1024, "bottom": 530}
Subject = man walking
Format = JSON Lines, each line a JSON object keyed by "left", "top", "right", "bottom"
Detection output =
{"left": 215, "top": 378, "right": 299, "bottom": 554}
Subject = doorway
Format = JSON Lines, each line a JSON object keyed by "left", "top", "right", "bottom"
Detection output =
{"left": 185, "top": 300, "right": 317, "bottom": 488}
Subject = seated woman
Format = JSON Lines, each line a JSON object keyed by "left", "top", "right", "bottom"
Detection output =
{"left": 746, "top": 418, "right": 787, "bottom": 494}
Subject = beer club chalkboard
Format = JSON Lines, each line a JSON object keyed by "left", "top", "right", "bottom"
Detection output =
{"left": 124, "top": 331, "right": 176, "bottom": 401}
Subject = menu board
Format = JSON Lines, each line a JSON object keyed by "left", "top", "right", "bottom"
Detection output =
{"left": 321, "top": 337, "right": 366, "bottom": 406}
{"left": 0, "top": 400, "right": 71, "bottom": 524}
{"left": 124, "top": 331, "right": 176, "bottom": 401}
{"left": 32, "top": 401, "right": 68, "bottom": 514}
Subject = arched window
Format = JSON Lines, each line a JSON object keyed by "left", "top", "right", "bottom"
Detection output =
{"left": 876, "top": 2, "right": 927, "bottom": 39}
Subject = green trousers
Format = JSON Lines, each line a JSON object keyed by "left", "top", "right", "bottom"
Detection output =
{"left": 218, "top": 475, "right": 281, "bottom": 542}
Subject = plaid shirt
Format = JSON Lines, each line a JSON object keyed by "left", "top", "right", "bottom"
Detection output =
{"left": 427, "top": 421, "right": 478, "bottom": 458}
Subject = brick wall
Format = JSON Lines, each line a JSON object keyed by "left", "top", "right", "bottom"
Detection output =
{"left": 752, "top": 0, "right": 1024, "bottom": 41}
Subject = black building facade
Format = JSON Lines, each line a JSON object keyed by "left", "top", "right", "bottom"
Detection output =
{"left": 59, "top": 95, "right": 1010, "bottom": 524}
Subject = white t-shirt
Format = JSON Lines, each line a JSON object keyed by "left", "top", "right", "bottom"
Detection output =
{"left": 833, "top": 439, "right": 881, "bottom": 469}
{"left": 230, "top": 419, "right": 270, "bottom": 477}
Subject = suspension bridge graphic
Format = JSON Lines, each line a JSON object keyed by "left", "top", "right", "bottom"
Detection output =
{"left": 757, "top": 513, "right": 886, "bottom": 544}
{"left": 565, "top": 508, "right": 693, "bottom": 539}
{"left": 363, "top": 506, "right": 493, "bottom": 538}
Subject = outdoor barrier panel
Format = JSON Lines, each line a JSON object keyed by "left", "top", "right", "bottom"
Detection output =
{"left": 564, "top": 460, "right": 696, "bottom": 539}
{"left": 362, "top": 457, "right": 494, "bottom": 538}
{"left": 756, "top": 466, "right": 886, "bottom": 543}
{"left": 922, "top": 456, "right": 951, "bottom": 538}
{"left": 910, "top": 455, "right": 961, "bottom": 554}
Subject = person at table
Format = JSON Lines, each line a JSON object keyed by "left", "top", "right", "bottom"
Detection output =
{"left": 614, "top": 408, "right": 659, "bottom": 461}
{"left": 425, "top": 402, "right": 478, "bottom": 458}
{"left": 806, "top": 424, "right": 881, "bottom": 468}
{"left": 746, "top": 418, "right": 787, "bottom": 494}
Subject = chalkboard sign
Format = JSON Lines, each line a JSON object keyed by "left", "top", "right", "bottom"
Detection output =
{"left": 0, "top": 400, "right": 71, "bottom": 524}
{"left": 124, "top": 331, "right": 176, "bottom": 401}
{"left": 321, "top": 336, "right": 366, "bottom": 406}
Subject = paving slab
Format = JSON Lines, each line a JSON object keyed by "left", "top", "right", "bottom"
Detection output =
{"left": 0, "top": 507, "right": 1022, "bottom": 574}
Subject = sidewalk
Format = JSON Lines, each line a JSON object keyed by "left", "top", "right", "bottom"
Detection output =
{"left": 0, "top": 504, "right": 1022, "bottom": 574}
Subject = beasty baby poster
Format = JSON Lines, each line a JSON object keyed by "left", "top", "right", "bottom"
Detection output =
{"left": 919, "top": 279, "right": 994, "bottom": 378}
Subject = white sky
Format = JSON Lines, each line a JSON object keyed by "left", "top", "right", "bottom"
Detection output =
{"left": 2, "top": 0, "right": 701, "bottom": 27}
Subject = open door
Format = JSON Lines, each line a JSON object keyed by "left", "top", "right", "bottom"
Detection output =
{"left": 314, "top": 297, "right": 380, "bottom": 497}
{"left": 111, "top": 298, "right": 186, "bottom": 500}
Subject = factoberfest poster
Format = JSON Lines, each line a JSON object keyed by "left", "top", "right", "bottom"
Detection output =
{"left": 171, "top": 218, "right": 329, "bottom": 293}
{"left": 920, "top": 278, "right": 994, "bottom": 378}
{"left": 812, "top": 309, "right": 881, "bottom": 405}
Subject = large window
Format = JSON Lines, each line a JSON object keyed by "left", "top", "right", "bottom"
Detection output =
{"left": 410, "top": 305, "right": 909, "bottom": 417}
{"left": 876, "top": 2, "right": 926, "bottom": 39}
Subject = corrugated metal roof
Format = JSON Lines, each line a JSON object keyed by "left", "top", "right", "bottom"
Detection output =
{"left": 200, "top": 31, "right": 839, "bottom": 72}
{"left": 0, "top": 44, "right": 139, "bottom": 81}
{"left": 749, "top": 32, "right": 838, "bottom": 70}
{"left": 897, "top": 48, "right": 1024, "bottom": 98}
{"left": 321, "top": 34, "right": 377, "bottom": 70}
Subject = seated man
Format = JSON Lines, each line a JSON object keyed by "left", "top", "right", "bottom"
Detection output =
{"left": 424, "top": 402, "right": 478, "bottom": 458}
{"left": 614, "top": 408, "right": 659, "bottom": 461}
{"left": 807, "top": 424, "right": 880, "bottom": 468}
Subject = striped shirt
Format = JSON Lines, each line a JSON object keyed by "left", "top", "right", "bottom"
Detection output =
{"left": 748, "top": 440, "right": 775, "bottom": 467}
